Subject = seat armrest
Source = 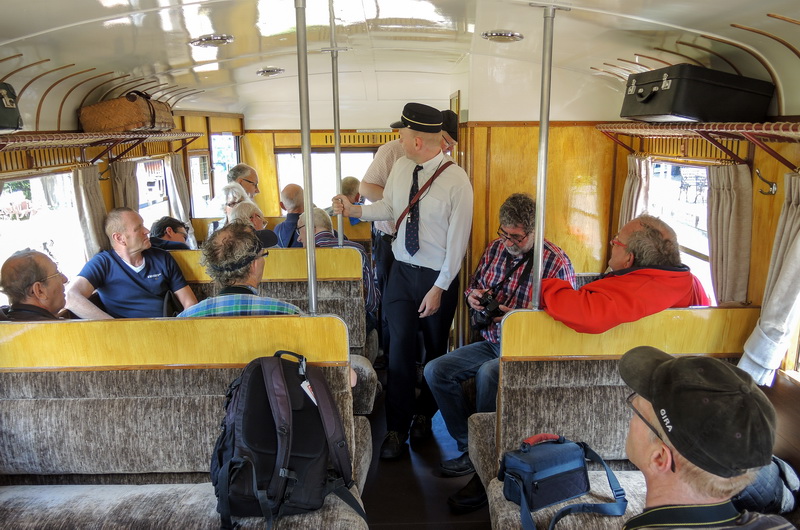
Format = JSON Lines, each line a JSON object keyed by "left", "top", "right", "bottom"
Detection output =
{"left": 468, "top": 412, "right": 497, "bottom": 487}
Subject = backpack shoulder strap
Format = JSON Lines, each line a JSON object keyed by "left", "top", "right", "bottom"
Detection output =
{"left": 259, "top": 357, "right": 293, "bottom": 505}
{"left": 546, "top": 442, "right": 628, "bottom": 530}
{"left": 306, "top": 365, "right": 367, "bottom": 522}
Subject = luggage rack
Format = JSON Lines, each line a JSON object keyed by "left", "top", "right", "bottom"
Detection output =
{"left": 596, "top": 122, "right": 800, "bottom": 172}
{"left": 0, "top": 131, "right": 202, "bottom": 163}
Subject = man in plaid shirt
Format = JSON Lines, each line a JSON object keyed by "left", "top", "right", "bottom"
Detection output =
{"left": 424, "top": 193, "right": 575, "bottom": 511}
{"left": 178, "top": 222, "right": 301, "bottom": 318}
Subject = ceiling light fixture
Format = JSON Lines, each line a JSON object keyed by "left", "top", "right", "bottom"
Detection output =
{"left": 481, "top": 30, "right": 524, "bottom": 43}
{"left": 256, "top": 67, "right": 285, "bottom": 77}
{"left": 189, "top": 34, "right": 234, "bottom": 47}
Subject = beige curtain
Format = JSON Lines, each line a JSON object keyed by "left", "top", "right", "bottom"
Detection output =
{"left": 739, "top": 172, "right": 800, "bottom": 385}
{"left": 72, "top": 165, "right": 107, "bottom": 258}
{"left": 164, "top": 154, "right": 197, "bottom": 248}
{"left": 618, "top": 154, "right": 650, "bottom": 229}
{"left": 111, "top": 159, "right": 139, "bottom": 209}
{"left": 707, "top": 164, "right": 752, "bottom": 304}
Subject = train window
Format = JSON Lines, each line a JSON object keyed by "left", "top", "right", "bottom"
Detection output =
{"left": 189, "top": 154, "right": 215, "bottom": 217}
{"left": 276, "top": 151, "right": 376, "bottom": 207}
{"left": 211, "top": 134, "right": 239, "bottom": 200}
{"left": 137, "top": 160, "right": 170, "bottom": 229}
{"left": 647, "top": 162, "right": 715, "bottom": 304}
{"left": 0, "top": 173, "right": 85, "bottom": 305}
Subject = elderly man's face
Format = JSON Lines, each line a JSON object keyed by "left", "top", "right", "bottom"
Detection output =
{"left": 608, "top": 219, "right": 639, "bottom": 271}
{"left": 35, "top": 254, "right": 67, "bottom": 315}
{"left": 498, "top": 224, "right": 534, "bottom": 257}
{"left": 237, "top": 171, "right": 260, "bottom": 198}
{"left": 250, "top": 213, "right": 265, "bottom": 231}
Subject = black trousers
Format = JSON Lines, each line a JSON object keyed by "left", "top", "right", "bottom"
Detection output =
{"left": 372, "top": 227, "right": 395, "bottom": 356}
{"left": 383, "top": 261, "right": 459, "bottom": 434}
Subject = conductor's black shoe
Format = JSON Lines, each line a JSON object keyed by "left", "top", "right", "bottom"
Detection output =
{"left": 440, "top": 452, "right": 475, "bottom": 477}
{"left": 379, "top": 431, "right": 407, "bottom": 460}
{"left": 409, "top": 415, "right": 432, "bottom": 444}
{"left": 447, "top": 474, "right": 488, "bottom": 514}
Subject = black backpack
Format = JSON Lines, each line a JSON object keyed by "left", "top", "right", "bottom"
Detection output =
{"left": 210, "top": 351, "right": 367, "bottom": 529}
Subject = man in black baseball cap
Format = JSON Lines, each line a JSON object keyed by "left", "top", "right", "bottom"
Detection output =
{"left": 619, "top": 346, "right": 793, "bottom": 529}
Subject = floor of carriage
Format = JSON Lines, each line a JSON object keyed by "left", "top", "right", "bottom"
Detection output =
{"left": 361, "top": 386, "right": 491, "bottom": 529}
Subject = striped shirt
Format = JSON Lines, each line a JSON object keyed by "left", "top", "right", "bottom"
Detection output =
{"left": 177, "top": 286, "right": 301, "bottom": 318}
{"left": 469, "top": 238, "right": 576, "bottom": 343}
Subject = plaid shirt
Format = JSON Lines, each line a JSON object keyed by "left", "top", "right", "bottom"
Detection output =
{"left": 177, "top": 288, "right": 301, "bottom": 318}
{"left": 314, "top": 231, "right": 380, "bottom": 315}
{"left": 469, "top": 238, "right": 576, "bottom": 343}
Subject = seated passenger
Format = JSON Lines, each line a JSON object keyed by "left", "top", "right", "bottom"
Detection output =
{"left": 207, "top": 181, "right": 249, "bottom": 238}
{"left": 149, "top": 216, "right": 191, "bottom": 250}
{"left": 444, "top": 213, "right": 710, "bottom": 514}
{"left": 229, "top": 201, "right": 279, "bottom": 248}
{"left": 274, "top": 184, "right": 304, "bottom": 248}
{"left": 325, "top": 176, "right": 363, "bottom": 225}
{"left": 0, "top": 249, "right": 68, "bottom": 321}
{"left": 66, "top": 207, "right": 198, "bottom": 319}
{"left": 540, "top": 214, "right": 710, "bottom": 333}
{"left": 227, "top": 163, "right": 260, "bottom": 198}
{"left": 425, "top": 194, "right": 575, "bottom": 483}
{"left": 297, "top": 207, "right": 380, "bottom": 330}
{"left": 619, "top": 346, "right": 793, "bottom": 529}
{"left": 178, "top": 222, "right": 300, "bottom": 318}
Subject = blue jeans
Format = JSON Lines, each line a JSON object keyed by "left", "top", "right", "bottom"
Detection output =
{"left": 423, "top": 340, "right": 501, "bottom": 452}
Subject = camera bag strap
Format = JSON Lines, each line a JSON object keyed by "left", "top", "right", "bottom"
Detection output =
{"left": 486, "top": 249, "right": 534, "bottom": 296}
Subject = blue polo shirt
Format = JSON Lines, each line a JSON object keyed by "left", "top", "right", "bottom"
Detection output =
{"left": 78, "top": 249, "right": 189, "bottom": 318}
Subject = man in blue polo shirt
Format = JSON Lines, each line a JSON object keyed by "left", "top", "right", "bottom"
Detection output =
{"left": 66, "top": 207, "right": 198, "bottom": 319}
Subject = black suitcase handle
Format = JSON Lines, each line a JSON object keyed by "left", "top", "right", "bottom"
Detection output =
{"left": 635, "top": 86, "right": 659, "bottom": 103}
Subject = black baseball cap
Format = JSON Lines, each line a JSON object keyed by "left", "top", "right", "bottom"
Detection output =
{"left": 619, "top": 346, "right": 776, "bottom": 478}
{"left": 255, "top": 229, "right": 278, "bottom": 248}
{"left": 441, "top": 109, "right": 458, "bottom": 142}
{"left": 390, "top": 102, "right": 442, "bottom": 133}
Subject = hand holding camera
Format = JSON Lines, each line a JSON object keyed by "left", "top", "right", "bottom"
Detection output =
{"left": 468, "top": 289, "right": 506, "bottom": 330}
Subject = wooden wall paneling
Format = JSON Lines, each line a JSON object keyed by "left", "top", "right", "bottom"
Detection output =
{"left": 182, "top": 116, "right": 209, "bottom": 150}
{"left": 467, "top": 125, "right": 490, "bottom": 273}
{"left": 748, "top": 142, "right": 800, "bottom": 306}
{"left": 240, "top": 132, "right": 281, "bottom": 216}
{"left": 208, "top": 116, "right": 243, "bottom": 135}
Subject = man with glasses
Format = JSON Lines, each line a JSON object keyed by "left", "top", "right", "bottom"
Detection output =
{"left": 0, "top": 249, "right": 68, "bottom": 320}
{"left": 540, "top": 214, "right": 710, "bottom": 333}
{"left": 66, "top": 207, "right": 198, "bottom": 319}
{"left": 619, "top": 346, "right": 794, "bottom": 529}
{"left": 425, "top": 193, "right": 575, "bottom": 513}
{"left": 177, "top": 222, "right": 299, "bottom": 318}
{"left": 150, "top": 216, "right": 191, "bottom": 250}
{"left": 227, "top": 163, "right": 260, "bottom": 198}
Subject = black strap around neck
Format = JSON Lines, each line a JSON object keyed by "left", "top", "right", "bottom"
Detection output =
{"left": 487, "top": 250, "right": 534, "bottom": 296}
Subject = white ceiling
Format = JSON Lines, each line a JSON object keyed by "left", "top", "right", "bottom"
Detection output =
{"left": 1, "top": 0, "right": 799, "bottom": 130}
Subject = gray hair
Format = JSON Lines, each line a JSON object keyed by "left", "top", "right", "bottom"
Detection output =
{"left": 201, "top": 223, "right": 262, "bottom": 287}
{"left": 627, "top": 214, "right": 681, "bottom": 268}
{"left": 227, "top": 163, "right": 255, "bottom": 183}
{"left": 341, "top": 176, "right": 360, "bottom": 200}
{"left": 0, "top": 249, "right": 49, "bottom": 305}
{"left": 499, "top": 193, "right": 536, "bottom": 234}
{"left": 280, "top": 184, "right": 304, "bottom": 211}
{"left": 228, "top": 200, "right": 263, "bottom": 227}
{"left": 220, "top": 182, "right": 249, "bottom": 214}
{"left": 299, "top": 207, "right": 332, "bottom": 232}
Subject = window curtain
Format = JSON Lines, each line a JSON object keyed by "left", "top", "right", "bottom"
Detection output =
{"left": 164, "top": 153, "right": 197, "bottom": 248}
{"left": 618, "top": 154, "right": 650, "bottom": 229}
{"left": 110, "top": 159, "right": 139, "bottom": 209}
{"left": 707, "top": 164, "right": 752, "bottom": 304}
{"left": 739, "top": 171, "right": 800, "bottom": 385}
{"left": 72, "top": 165, "right": 107, "bottom": 258}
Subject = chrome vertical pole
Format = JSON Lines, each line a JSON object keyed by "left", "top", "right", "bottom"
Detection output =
{"left": 328, "top": 0, "right": 345, "bottom": 246}
{"left": 295, "top": 0, "right": 318, "bottom": 313}
{"left": 531, "top": 4, "right": 567, "bottom": 309}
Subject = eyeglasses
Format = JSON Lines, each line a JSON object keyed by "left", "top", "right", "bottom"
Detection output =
{"left": 496, "top": 226, "right": 529, "bottom": 245}
{"left": 37, "top": 270, "right": 64, "bottom": 283}
{"left": 175, "top": 230, "right": 189, "bottom": 241}
{"left": 241, "top": 178, "right": 259, "bottom": 189}
{"left": 226, "top": 200, "right": 242, "bottom": 208}
{"left": 295, "top": 224, "right": 306, "bottom": 236}
{"left": 626, "top": 392, "right": 676, "bottom": 472}
{"left": 610, "top": 236, "right": 628, "bottom": 248}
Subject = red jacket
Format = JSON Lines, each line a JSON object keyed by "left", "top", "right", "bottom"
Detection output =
{"left": 540, "top": 267, "right": 711, "bottom": 334}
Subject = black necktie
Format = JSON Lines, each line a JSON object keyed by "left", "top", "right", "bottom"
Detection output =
{"left": 405, "top": 164, "right": 423, "bottom": 255}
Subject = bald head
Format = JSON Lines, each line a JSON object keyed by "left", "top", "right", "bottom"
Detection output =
{"left": 0, "top": 250, "right": 66, "bottom": 315}
{"left": 280, "top": 184, "right": 304, "bottom": 213}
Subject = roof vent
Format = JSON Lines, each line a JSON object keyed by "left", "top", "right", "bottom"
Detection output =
{"left": 481, "top": 30, "right": 524, "bottom": 43}
{"left": 256, "top": 67, "right": 285, "bottom": 77}
{"left": 189, "top": 34, "right": 234, "bottom": 47}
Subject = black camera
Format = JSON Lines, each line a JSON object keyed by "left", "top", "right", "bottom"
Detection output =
{"left": 470, "top": 292, "right": 504, "bottom": 330}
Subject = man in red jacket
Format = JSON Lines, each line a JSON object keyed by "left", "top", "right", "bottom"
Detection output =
{"left": 540, "top": 214, "right": 710, "bottom": 333}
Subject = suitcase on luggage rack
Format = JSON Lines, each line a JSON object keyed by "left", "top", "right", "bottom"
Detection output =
{"left": 79, "top": 91, "right": 174, "bottom": 133}
{"left": 620, "top": 63, "right": 774, "bottom": 123}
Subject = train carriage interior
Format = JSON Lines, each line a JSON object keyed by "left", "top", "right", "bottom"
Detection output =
{"left": 2, "top": 0, "right": 800, "bottom": 528}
